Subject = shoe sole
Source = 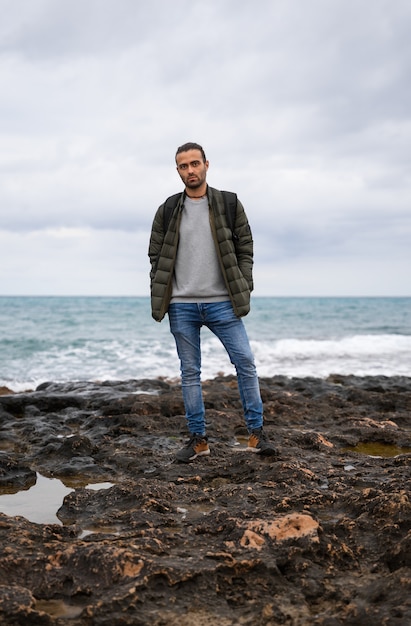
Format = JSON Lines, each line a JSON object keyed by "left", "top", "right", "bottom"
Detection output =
{"left": 247, "top": 446, "right": 278, "bottom": 456}
{"left": 176, "top": 448, "right": 211, "bottom": 463}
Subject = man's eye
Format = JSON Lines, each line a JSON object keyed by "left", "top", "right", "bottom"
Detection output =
{"left": 179, "top": 164, "right": 188, "bottom": 170}
{"left": 191, "top": 161, "right": 200, "bottom": 167}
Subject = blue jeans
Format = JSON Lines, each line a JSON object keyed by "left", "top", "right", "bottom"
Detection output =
{"left": 168, "top": 301, "right": 263, "bottom": 435}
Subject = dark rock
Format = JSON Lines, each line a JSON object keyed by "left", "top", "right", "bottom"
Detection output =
{"left": 0, "top": 454, "right": 37, "bottom": 492}
{"left": 0, "top": 375, "right": 410, "bottom": 625}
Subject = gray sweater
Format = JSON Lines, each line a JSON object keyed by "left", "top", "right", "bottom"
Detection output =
{"left": 170, "top": 196, "right": 229, "bottom": 303}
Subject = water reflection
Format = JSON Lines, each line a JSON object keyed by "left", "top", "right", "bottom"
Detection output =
{"left": 34, "top": 598, "right": 84, "bottom": 619}
{"left": 0, "top": 474, "right": 114, "bottom": 525}
{"left": 342, "top": 442, "right": 411, "bottom": 458}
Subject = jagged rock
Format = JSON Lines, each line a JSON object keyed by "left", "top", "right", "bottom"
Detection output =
{"left": 0, "top": 376, "right": 410, "bottom": 625}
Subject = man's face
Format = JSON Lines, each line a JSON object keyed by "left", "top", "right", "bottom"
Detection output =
{"left": 176, "top": 149, "right": 209, "bottom": 190}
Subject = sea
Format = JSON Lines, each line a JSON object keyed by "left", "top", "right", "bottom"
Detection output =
{"left": 1, "top": 296, "right": 410, "bottom": 392}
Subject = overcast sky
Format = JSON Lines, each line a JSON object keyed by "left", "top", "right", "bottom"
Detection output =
{"left": 1, "top": 0, "right": 410, "bottom": 297}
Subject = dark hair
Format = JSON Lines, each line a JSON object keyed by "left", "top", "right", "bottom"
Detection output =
{"left": 175, "top": 142, "right": 206, "bottom": 163}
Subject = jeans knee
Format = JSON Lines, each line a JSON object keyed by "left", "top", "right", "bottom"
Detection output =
{"left": 181, "top": 365, "right": 201, "bottom": 384}
{"left": 233, "top": 352, "right": 256, "bottom": 373}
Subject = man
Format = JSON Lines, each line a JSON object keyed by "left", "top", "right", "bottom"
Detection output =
{"left": 148, "top": 142, "right": 277, "bottom": 462}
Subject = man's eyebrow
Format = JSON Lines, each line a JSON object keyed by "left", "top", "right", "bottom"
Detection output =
{"left": 178, "top": 160, "right": 201, "bottom": 168}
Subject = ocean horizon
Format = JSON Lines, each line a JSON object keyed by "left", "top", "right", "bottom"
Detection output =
{"left": 1, "top": 296, "right": 410, "bottom": 392}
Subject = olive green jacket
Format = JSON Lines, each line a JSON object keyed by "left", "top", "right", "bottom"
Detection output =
{"left": 148, "top": 186, "right": 254, "bottom": 322}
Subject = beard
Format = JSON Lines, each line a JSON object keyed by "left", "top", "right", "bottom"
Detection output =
{"left": 186, "top": 177, "right": 203, "bottom": 188}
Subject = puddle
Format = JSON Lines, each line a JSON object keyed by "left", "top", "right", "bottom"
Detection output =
{"left": 85, "top": 481, "right": 114, "bottom": 490}
{"left": 61, "top": 477, "right": 114, "bottom": 490}
{"left": 316, "top": 511, "right": 346, "bottom": 524}
{"left": 342, "top": 442, "right": 411, "bottom": 458}
{"left": 35, "top": 598, "right": 84, "bottom": 619}
{"left": 176, "top": 502, "right": 216, "bottom": 521}
{"left": 234, "top": 436, "right": 249, "bottom": 446}
{"left": 344, "top": 464, "right": 356, "bottom": 472}
{"left": 0, "top": 474, "right": 114, "bottom": 525}
{"left": 79, "top": 524, "right": 121, "bottom": 539}
{"left": 232, "top": 436, "right": 253, "bottom": 451}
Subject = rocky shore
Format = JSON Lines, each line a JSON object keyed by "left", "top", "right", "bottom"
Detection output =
{"left": 0, "top": 375, "right": 410, "bottom": 625}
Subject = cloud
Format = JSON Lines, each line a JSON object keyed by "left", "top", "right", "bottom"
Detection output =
{"left": 0, "top": 0, "right": 410, "bottom": 295}
{"left": 0, "top": 227, "right": 147, "bottom": 295}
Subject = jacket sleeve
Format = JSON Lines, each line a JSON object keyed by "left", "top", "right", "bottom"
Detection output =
{"left": 148, "top": 204, "right": 165, "bottom": 285}
{"left": 234, "top": 199, "right": 254, "bottom": 292}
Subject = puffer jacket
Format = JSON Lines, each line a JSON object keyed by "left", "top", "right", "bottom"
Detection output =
{"left": 148, "top": 185, "right": 254, "bottom": 322}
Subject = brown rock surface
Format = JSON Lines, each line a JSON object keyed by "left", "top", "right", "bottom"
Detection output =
{"left": 0, "top": 375, "right": 410, "bottom": 625}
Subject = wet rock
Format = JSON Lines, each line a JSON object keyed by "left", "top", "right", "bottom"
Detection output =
{"left": 0, "top": 375, "right": 410, "bottom": 625}
{"left": 0, "top": 454, "right": 37, "bottom": 493}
